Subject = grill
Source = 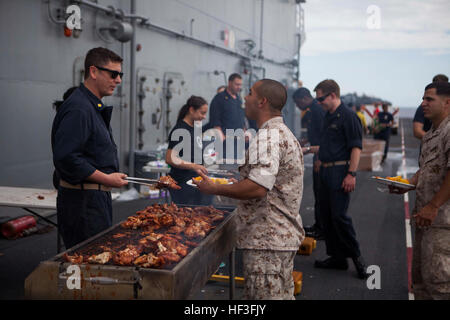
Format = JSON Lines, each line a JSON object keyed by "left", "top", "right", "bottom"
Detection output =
{"left": 25, "top": 205, "right": 236, "bottom": 300}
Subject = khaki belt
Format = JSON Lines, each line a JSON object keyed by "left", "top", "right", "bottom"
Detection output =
{"left": 60, "top": 180, "right": 112, "bottom": 192}
{"left": 321, "top": 160, "right": 350, "bottom": 168}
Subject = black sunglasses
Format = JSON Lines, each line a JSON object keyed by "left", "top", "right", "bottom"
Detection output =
{"left": 316, "top": 92, "right": 331, "bottom": 102}
{"left": 95, "top": 65, "right": 123, "bottom": 79}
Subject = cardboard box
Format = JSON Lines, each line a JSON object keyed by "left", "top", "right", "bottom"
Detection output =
{"left": 358, "top": 151, "right": 384, "bottom": 171}
{"left": 358, "top": 139, "right": 385, "bottom": 171}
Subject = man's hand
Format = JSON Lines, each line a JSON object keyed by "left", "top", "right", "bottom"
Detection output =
{"left": 191, "top": 164, "right": 208, "bottom": 176}
{"left": 413, "top": 203, "right": 439, "bottom": 227}
{"left": 106, "top": 172, "right": 129, "bottom": 188}
{"left": 388, "top": 185, "right": 415, "bottom": 194}
{"left": 192, "top": 171, "right": 218, "bottom": 195}
{"left": 313, "top": 159, "right": 321, "bottom": 173}
{"left": 342, "top": 174, "right": 356, "bottom": 193}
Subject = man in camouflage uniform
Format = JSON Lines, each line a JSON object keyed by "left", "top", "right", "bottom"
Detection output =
{"left": 195, "top": 79, "right": 304, "bottom": 299}
{"left": 391, "top": 82, "right": 450, "bottom": 299}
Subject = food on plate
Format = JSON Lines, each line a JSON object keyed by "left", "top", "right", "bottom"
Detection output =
{"left": 192, "top": 176, "right": 230, "bottom": 184}
{"left": 380, "top": 176, "right": 410, "bottom": 184}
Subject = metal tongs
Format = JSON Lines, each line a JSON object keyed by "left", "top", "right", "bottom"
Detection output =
{"left": 124, "top": 177, "right": 163, "bottom": 187}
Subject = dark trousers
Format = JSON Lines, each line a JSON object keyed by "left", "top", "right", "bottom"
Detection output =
{"left": 57, "top": 187, "right": 112, "bottom": 249}
{"left": 312, "top": 169, "right": 323, "bottom": 232}
{"left": 319, "top": 165, "right": 361, "bottom": 259}
{"left": 375, "top": 131, "right": 390, "bottom": 160}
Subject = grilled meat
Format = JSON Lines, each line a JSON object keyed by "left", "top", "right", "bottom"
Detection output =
{"left": 113, "top": 245, "right": 143, "bottom": 266}
{"left": 156, "top": 175, "right": 181, "bottom": 190}
{"left": 63, "top": 253, "right": 84, "bottom": 264}
{"left": 87, "top": 251, "right": 113, "bottom": 264}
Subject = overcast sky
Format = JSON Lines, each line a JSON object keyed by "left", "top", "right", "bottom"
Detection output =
{"left": 300, "top": 0, "right": 450, "bottom": 107}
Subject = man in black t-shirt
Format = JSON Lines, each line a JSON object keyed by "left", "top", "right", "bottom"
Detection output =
{"left": 374, "top": 103, "right": 394, "bottom": 163}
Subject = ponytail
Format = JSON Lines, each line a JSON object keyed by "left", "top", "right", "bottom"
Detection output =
{"left": 177, "top": 95, "right": 208, "bottom": 122}
{"left": 177, "top": 104, "right": 190, "bottom": 122}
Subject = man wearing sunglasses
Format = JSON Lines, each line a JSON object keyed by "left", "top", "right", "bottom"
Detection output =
{"left": 312, "top": 79, "right": 369, "bottom": 279}
{"left": 51, "top": 47, "right": 128, "bottom": 249}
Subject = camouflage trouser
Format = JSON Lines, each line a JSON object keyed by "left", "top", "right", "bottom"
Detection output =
{"left": 413, "top": 227, "right": 450, "bottom": 300}
{"left": 242, "top": 249, "right": 296, "bottom": 300}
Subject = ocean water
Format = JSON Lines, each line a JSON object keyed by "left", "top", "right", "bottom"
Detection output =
{"left": 397, "top": 107, "right": 417, "bottom": 119}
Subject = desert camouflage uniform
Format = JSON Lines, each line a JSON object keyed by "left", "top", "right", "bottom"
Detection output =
{"left": 413, "top": 115, "right": 450, "bottom": 300}
{"left": 236, "top": 116, "right": 304, "bottom": 300}
{"left": 242, "top": 250, "right": 296, "bottom": 300}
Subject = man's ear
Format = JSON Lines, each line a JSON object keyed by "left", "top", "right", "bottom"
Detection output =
{"left": 88, "top": 66, "right": 97, "bottom": 80}
{"left": 259, "top": 96, "right": 268, "bottom": 108}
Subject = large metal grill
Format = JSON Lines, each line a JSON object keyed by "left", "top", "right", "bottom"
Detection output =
{"left": 25, "top": 205, "right": 236, "bottom": 300}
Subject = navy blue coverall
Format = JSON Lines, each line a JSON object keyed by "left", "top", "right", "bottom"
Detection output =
{"left": 318, "top": 104, "right": 363, "bottom": 259}
{"left": 374, "top": 111, "right": 393, "bottom": 161}
{"left": 208, "top": 90, "right": 246, "bottom": 160}
{"left": 51, "top": 84, "right": 119, "bottom": 248}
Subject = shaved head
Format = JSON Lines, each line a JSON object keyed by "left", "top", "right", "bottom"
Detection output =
{"left": 254, "top": 79, "right": 287, "bottom": 111}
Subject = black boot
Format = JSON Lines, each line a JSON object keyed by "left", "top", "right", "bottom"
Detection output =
{"left": 352, "top": 256, "right": 369, "bottom": 279}
{"left": 314, "top": 257, "right": 348, "bottom": 270}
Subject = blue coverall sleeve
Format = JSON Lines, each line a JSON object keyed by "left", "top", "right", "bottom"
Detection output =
{"left": 208, "top": 95, "right": 223, "bottom": 129}
{"left": 53, "top": 109, "right": 97, "bottom": 184}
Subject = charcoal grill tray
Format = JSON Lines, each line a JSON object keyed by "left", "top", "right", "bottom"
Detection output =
{"left": 25, "top": 205, "right": 237, "bottom": 299}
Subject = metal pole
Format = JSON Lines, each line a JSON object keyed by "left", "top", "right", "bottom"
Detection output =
{"left": 128, "top": 0, "right": 137, "bottom": 178}
{"left": 229, "top": 247, "right": 235, "bottom": 300}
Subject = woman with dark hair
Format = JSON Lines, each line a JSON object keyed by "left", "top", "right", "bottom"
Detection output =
{"left": 165, "top": 95, "right": 213, "bottom": 205}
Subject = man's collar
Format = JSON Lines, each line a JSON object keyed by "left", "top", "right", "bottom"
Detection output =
{"left": 80, "top": 83, "right": 106, "bottom": 111}
{"left": 260, "top": 116, "right": 283, "bottom": 129}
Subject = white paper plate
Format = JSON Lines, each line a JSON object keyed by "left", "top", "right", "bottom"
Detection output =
{"left": 370, "top": 176, "right": 415, "bottom": 189}
{"left": 186, "top": 179, "right": 233, "bottom": 188}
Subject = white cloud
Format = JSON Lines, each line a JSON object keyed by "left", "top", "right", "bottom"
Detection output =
{"left": 301, "top": 0, "right": 450, "bottom": 55}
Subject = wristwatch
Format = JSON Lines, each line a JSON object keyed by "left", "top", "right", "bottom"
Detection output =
{"left": 348, "top": 171, "right": 356, "bottom": 177}
{"left": 306, "top": 146, "right": 311, "bottom": 154}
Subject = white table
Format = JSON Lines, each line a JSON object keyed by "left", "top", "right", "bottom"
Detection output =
{"left": 0, "top": 186, "right": 62, "bottom": 251}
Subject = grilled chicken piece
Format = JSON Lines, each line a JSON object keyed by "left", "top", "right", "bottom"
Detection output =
{"left": 87, "top": 251, "right": 113, "bottom": 264}
{"left": 112, "top": 233, "right": 127, "bottom": 239}
{"left": 175, "top": 243, "right": 189, "bottom": 257}
{"left": 167, "top": 225, "right": 183, "bottom": 234}
{"left": 134, "top": 253, "right": 164, "bottom": 268}
{"left": 63, "top": 253, "right": 84, "bottom": 264}
{"left": 159, "top": 252, "right": 181, "bottom": 263}
{"left": 184, "top": 224, "right": 206, "bottom": 239}
{"left": 156, "top": 175, "right": 181, "bottom": 190}
{"left": 159, "top": 213, "right": 175, "bottom": 227}
{"left": 113, "top": 245, "right": 143, "bottom": 266}
{"left": 184, "top": 240, "right": 199, "bottom": 247}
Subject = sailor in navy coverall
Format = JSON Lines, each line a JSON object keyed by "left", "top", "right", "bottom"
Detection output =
{"left": 312, "top": 80, "right": 369, "bottom": 279}
{"left": 51, "top": 48, "right": 128, "bottom": 248}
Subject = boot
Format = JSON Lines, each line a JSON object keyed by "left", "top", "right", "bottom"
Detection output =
{"left": 352, "top": 256, "right": 369, "bottom": 279}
